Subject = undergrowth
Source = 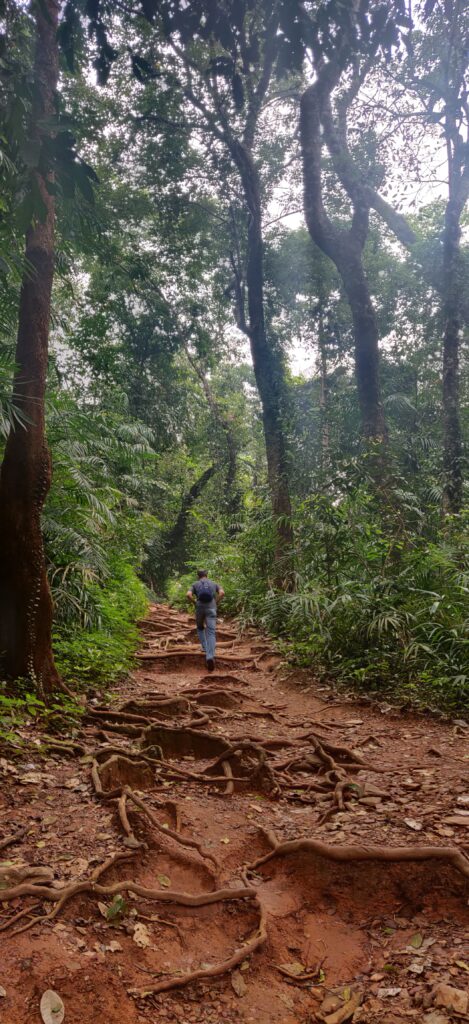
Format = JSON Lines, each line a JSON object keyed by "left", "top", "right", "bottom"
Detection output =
{"left": 171, "top": 486, "right": 469, "bottom": 716}
{"left": 0, "top": 687, "right": 83, "bottom": 751}
{"left": 53, "top": 559, "right": 148, "bottom": 689}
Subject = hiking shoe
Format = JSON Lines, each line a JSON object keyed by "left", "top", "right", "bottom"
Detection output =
{"left": 207, "top": 658, "right": 215, "bottom": 672}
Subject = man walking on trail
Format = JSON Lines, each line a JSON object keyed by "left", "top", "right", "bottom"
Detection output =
{"left": 187, "top": 570, "right": 224, "bottom": 672}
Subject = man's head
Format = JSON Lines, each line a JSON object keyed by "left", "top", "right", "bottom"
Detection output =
{"left": 197, "top": 569, "right": 208, "bottom": 579}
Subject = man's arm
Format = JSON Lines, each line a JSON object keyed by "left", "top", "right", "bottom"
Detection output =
{"left": 216, "top": 586, "right": 225, "bottom": 603}
{"left": 186, "top": 586, "right": 196, "bottom": 604}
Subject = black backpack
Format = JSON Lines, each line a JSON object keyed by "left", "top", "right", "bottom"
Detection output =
{"left": 197, "top": 579, "right": 214, "bottom": 603}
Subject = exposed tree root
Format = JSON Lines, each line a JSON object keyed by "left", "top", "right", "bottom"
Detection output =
{"left": 247, "top": 828, "right": 469, "bottom": 880}
{"left": 222, "top": 759, "right": 234, "bottom": 795}
{"left": 195, "top": 674, "right": 249, "bottom": 687}
{"left": 128, "top": 893, "right": 267, "bottom": 998}
{"left": 0, "top": 827, "right": 26, "bottom": 851}
{"left": 123, "top": 787, "right": 219, "bottom": 871}
{"left": 2, "top": 605, "right": 468, "bottom": 1008}
{"left": 205, "top": 739, "right": 280, "bottom": 795}
{"left": 136, "top": 650, "right": 256, "bottom": 669}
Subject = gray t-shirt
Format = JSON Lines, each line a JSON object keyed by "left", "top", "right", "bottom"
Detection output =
{"left": 191, "top": 579, "right": 219, "bottom": 612}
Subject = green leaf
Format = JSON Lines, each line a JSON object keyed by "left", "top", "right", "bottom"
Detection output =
{"left": 106, "top": 894, "right": 127, "bottom": 920}
{"left": 410, "top": 932, "right": 423, "bottom": 948}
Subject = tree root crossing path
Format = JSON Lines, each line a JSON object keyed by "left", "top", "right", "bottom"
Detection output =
{"left": 1, "top": 606, "right": 468, "bottom": 1024}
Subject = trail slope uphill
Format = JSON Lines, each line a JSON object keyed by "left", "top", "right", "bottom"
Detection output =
{"left": 0, "top": 604, "right": 468, "bottom": 1024}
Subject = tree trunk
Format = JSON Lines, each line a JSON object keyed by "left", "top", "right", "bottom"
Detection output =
{"left": 442, "top": 197, "right": 464, "bottom": 513}
{"left": 337, "top": 248, "right": 387, "bottom": 442}
{"left": 164, "top": 465, "right": 216, "bottom": 573}
{"left": 300, "top": 82, "right": 387, "bottom": 447}
{"left": 318, "top": 313, "right": 330, "bottom": 469}
{"left": 0, "top": 0, "right": 60, "bottom": 693}
{"left": 230, "top": 139, "right": 294, "bottom": 577}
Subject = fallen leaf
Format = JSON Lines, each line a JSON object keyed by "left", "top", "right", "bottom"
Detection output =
{"left": 97, "top": 902, "right": 108, "bottom": 919}
{"left": 279, "top": 992, "right": 295, "bottom": 1010}
{"left": 443, "top": 816, "right": 469, "bottom": 827}
{"left": 220, "top": 837, "right": 230, "bottom": 844}
{"left": 408, "top": 960, "right": 425, "bottom": 974}
{"left": 68, "top": 858, "right": 90, "bottom": 877}
{"left": 377, "top": 987, "right": 402, "bottom": 997}
{"left": 40, "top": 989, "right": 65, "bottom": 1024}
{"left": 157, "top": 874, "right": 171, "bottom": 888}
{"left": 455, "top": 960, "right": 469, "bottom": 973}
{"left": 410, "top": 932, "right": 424, "bottom": 948}
{"left": 433, "top": 982, "right": 468, "bottom": 1015}
{"left": 133, "top": 922, "right": 151, "bottom": 948}
{"left": 106, "top": 941, "right": 122, "bottom": 952}
{"left": 231, "top": 970, "right": 247, "bottom": 997}
{"left": 404, "top": 818, "right": 423, "bottom": 831}
{"left": 240, "top": 960, "right": 250, "bottom": 971}
{"left": 20, "top": 772, "right": 43, "bottom": 785}
{"left": 278, "top": 961, "right": 305, "bottom": 977}
{"left": 0, "top": 986, "right": 6, "bottom": 997}
{"left": 435, "top": 825, "right": 455, "bottom": 837}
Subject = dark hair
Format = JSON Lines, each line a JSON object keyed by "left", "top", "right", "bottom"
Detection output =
{"left": 197, "top": 569, "right": 208, "bottom": 578}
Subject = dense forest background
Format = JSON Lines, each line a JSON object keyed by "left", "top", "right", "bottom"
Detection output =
{"left": 0, "top": 0, "right": 468, "bottom": 729}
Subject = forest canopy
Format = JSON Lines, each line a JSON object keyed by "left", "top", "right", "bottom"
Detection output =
{"left": 0, "top": 0, "right": 468, "bottom": 719}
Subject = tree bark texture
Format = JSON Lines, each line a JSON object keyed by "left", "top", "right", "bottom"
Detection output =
{"left": 337, "top": 246, "right": 387, "bottom": 441}
{"left": 229, "top": 139, "right": 294, "bottom": 570}
{"left": 0, "top": 0, "right": 60, "bottom": 692}
{"left": 300, "top": 79, "right": 387, "bottom": 446}
{"left": 442, "top": 195, "right": 466, "bottom": 513}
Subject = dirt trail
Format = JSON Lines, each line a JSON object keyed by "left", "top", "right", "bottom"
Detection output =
{"left": 0, "top": 605, "right": 468, "bottom": 1024}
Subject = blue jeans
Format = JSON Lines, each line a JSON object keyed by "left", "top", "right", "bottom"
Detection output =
{"left": 196, "top": 607, "right": 217, "bottom": 662}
